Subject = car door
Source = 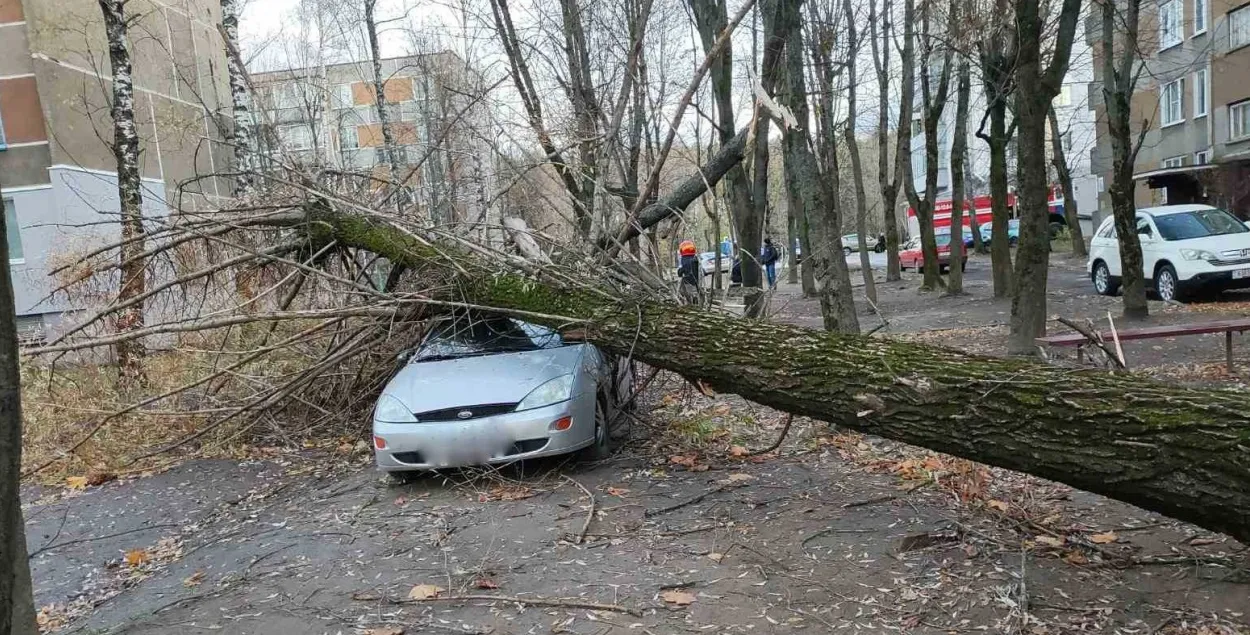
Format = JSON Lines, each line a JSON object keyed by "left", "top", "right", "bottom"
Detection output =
{"left": 1091, "top": 217, "right": 1120, "bottom": 275}
{"left": 1136, "top": 214, "right": 1162, "bottom": 281}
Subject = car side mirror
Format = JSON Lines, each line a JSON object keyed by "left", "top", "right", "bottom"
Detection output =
{"left": 397, "top": 350, "right": 412, "bottom": 363}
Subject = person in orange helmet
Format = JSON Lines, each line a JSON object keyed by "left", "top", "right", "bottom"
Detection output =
{"left": 677, "top": 240, "right": 700, "bottom": 302}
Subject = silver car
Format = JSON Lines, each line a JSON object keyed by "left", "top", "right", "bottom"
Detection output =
{"left": 372, "top": 316, "right": 622, "bottom": 471}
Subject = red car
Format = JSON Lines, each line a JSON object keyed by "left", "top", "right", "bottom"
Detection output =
{"left": 899, "top": 233, "right": 968, "bottom": 273}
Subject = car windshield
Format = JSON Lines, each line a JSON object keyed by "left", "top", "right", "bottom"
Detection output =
{"left": 1152, "top": 208, "right": 1249, "bottom": 241}
{"left": 413, "top": 316, "right": 567, "bottom": 362}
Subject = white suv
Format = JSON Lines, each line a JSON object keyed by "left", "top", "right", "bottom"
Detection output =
{"left": 1087, "top": 204, "right": 1250, "bottom": 302}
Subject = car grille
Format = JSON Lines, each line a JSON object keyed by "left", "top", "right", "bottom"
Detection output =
{"left": 412, "top": 403, "right": 519, "bottom": 422}
{"left": 507, "top": 438, "right": 550, "bottom": 455}
{"left": 1210, "top": 255, "right": 1250, "bottom": 266}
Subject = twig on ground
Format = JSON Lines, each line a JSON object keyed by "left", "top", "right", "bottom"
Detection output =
{"left": 562, "top": 475, "right": 595, "bottom": 544}
{"left": 727, "top": 541, "right": 792, "bottom": 571}
{"left": 801, "top": 526, "right": 873, "bottom": 545}
{"left": 842, "top": 494, "right": 898, "bottom": 509}
{"left": 352, "top": 592, "right": 643, "bottom": 616}
{"left": 28, "top": 523, "right": 180, "bottom": 558}
{"left": 748, "top": 414, "right": 793, "bottom": 456}
{"left": 645, "top": 485, "right": 726, "bottom": 517}
{"left": 1056, "top": 316, "right": 1124, "bottom": 369}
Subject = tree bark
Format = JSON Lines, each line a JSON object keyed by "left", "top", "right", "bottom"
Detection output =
{"left": 364, "top": 0, "right": 409, "bottom": 216}
{"left": 901, "top": 0, "right": 952, "bottom": 292}
{"left": 781, "top": 0, "right": 858, "bottom": 332}
{"left": 977, "top": 0, "right": 1015, "bottom": 298}
{"left": 1048, "top": 105, "right": 1087, "bottom": 258}
{"left": 99, "top": 0, "right": 147, "bottom": 386}
{"left": 300, "top": 205, "right": 1250, "bottom": 545}
{"left": 1007, "top": 0, "right": 1082, "bottom": 355}
{"left": 1102, "top": 0, "right": 1148, "bottom": 319}
{"left": 557, "top": 0, "right": 600, "bottom": 235}
{"left": 946, "top": 55, "right": 970, "bottom": 296}
{"left": 871, "top": 0, "right": 904, "bottom": 282}
{"left": 0, "top": 177, "right": 37, "bottom": 635}
{"left": 786, "top": 204, "right": 799, "bottom": 285}
{"left": 842, "top": 0, "right": 877, "bottom": 306}
{"left": 220, "top": 0, "right": 255, "bottom": 196}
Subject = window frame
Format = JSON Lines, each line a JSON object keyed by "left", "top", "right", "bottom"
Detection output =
{"left": 277, "top": 124, "right": 314, "bottom": 151}
{"left": 1160, "top": 78, "right": 1184, "bottom": 127}
{"left": 1195, "top": 149, "right": 1212, "bottom": 164}
{"left": 1230, "top": 100, "right": 1250, "bottom": 141}
{"left": 1232, "top": 6, "right": 1250, "bottom": 49}
{"left": 2, "top": 200, "right": 25, "bottom": 264}
{"left": 1162, "top": 155, "right": 1186, "bottom": 168}
{"left": 334, "top": 84, "right": 353, "bottom": 109}
{"left": 1193, "top": 69, "right": 1208, "bottom": 118}
{"left": 1193, "top": 0, "right": 1208, "bottom": 35}
{"left": 1158, "top": 0, "right": 1183, "bottom": 50}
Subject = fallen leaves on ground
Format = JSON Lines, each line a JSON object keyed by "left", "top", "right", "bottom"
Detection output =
{"left": 473, "top": 578, "right": 499, "bottom": 590}
{"left": 605, "top": 487, "right": 630, "bottom": 497}
{"left": 479, "top": 484, "right": 536, "bottom": 502}
{"left": 364, "top": 628, "right": 405, "bottom": 635}
{"left": 65, "top": 476, "right": 89, "bottom": 490}
{"left": 1034, "top": 535, "right": 1065, "bottom": 548}
{"left": 717, "top": 473, "right": 754, "bottom": 487}
{"left": 123, "top": 549, "right": 149, "bottom": 567}
{"left": 729, "top": 445, "right": 749, "bottom": 457}
{"left": 1089, "top": 531, "right": 1119, "bottom": 544}
{"left": 660, "top": 589, "right": 696, "bottom": 605}
{"left": 987, "top": 499, "right": 1011, "bottom": 512}
{"left": 182, "top": 570, "right": 205, "bottom": 587}
{"left": 407, "top": 584, "right": 444, "bottom": 600}
{"left": 707, "top": 552, "right": 725, "bottom": 563}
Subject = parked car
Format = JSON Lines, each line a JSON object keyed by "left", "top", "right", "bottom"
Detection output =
{"left": 841, "top": 233, "right": 879, "bottom": 255}
{"left": 978, "top": 219, "right": 1020, "bottom": 246}
{"left": 899, "top": 233, "right": 967, "bottom": 273}
{"left": 938, "top": 227, "right": 976, "bottom": 248}
{"left": 699, "top": 251, "right": 732, "bottom": 276}
{"left": 1087, "top": 204, "right": 1250, "bottom": 302}
{"left": 371, "top": 314, "right": 628, "bottom": 471}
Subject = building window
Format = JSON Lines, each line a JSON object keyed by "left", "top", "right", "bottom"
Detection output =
{"left": 1232, "top": 6, "right": 1250, "bottom": 49}
{"left": 1162, "top": 156, "right": 1185, "bottom": 168}
{"left": 1195, "top": 149, "right": 1211, "bottom": 164}
{"left": 911, "top": 119, "right": 923, "bottom": 137}
{"left": 334, "top": 84, "right": 353, "bottom": 109}
{"left": 1159, "top": 0, "right": 1182, "bottom": 49}
{"left": 339, "top": 124, "right": 358, "bottom": 149}
{"left": 1061, "top": 131, "right": 1072, "bottom": 151}
{"left": 1230, "top": 101, "right": 1250, "bottom": 140}
{"left": 2, "top": 201, "right": 23, "bottom": 264}
{"left": 1161, "top": 79, "right": 1184, "bottom": 126}
{"left": 277, "top": 124, "right": 313, "bottom": 151}
{"left": 1194, "top": 0, "right": 1207, "bottom": 34}
{"left": 1193, "top": 69, "right": 1208, "bottom": 117}
{"left": 1054, "top": 85, "right": 1072, "bottom": 107}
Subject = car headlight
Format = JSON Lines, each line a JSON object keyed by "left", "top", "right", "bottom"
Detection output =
{"left": 516, "top": 374, "right": 574, "bottom": 411}
{"left": 374, "top": 394, "right": 416, "bottom": 423}
{"left": 1180, "top": 249, "right": 1216, "bottom": 261}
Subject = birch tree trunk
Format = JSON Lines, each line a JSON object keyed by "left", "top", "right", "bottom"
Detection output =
{"left": 220, "top": 0, "right": 255, "bottom": 196}
{"left": 1101, "top": 0, "right": 1149, "bottom": 318}
{"left": 842, "top": 0, "right": 877, "bottom": 306}
{"left": 1007, "top": 0, "right": 1082, "bottom": 354}
{"left": 364, "top": 0, "right": 410, "bottom": 216}
{"left": 0, "top": 181, "right": 36, "bottom": 635}
{"left": 1048, "top": 105, "right": 1087, "bottom": 258}
{"left": 947, "top": 55, "right": 971, "bottom": 296}
{"left": 99, "top": 0, "right": 147, "bottom": 385}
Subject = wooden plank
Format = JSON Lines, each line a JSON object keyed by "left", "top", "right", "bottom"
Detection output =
{"left": 1036, "top": 317, "right": 1250, "bottom": 347}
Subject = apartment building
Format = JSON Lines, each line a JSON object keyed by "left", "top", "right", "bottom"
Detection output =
{"left": 251, "top": 54, "right": 491, "bottom": 227}
{"left": 0, "top": 0, "right": 231, "bottom": 340}
{"left": 1090, "top": 0, "right": 1250, "bottom": 216}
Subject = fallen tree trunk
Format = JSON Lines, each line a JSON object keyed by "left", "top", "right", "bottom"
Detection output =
{"left": 324, "top": 207, "right": 1250, "bottom": 542}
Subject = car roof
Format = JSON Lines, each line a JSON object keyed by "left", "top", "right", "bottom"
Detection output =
{"left": 1138, "top": 204, "right": 1218, "bottom": 217}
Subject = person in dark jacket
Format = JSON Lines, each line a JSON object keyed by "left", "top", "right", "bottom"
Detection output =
{"left": 761, "top": 237, "right": 779, "bottom": 289}
{"left": 677, "top": 240, "right": 700, "bottom": 303}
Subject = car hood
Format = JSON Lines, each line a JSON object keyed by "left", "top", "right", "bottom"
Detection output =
{"left": 1167, "top": 233, "right": 1250, "bottom": 253}
{"left": 384, "top": 345, "right": 585, "bottom": 412}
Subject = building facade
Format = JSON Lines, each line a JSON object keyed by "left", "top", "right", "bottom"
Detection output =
{"left": 1089, "top": 0, "right": 1250, "bottom": 216}
{"left": 0, "top": 0, "right": 231, "bottom": 340}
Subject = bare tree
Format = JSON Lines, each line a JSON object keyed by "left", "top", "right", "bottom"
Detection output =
{"left": 841, "top": 0, "right": 877, "bottom": 305}
{"left": 901, "top": 0, "right": 953, "bottom": 292}
{"left": 975, "top": 0, "right": 1016, "bottom": 297}
{"left": 221, "top": 0, "right": 256, "bottom": 196}
{"left": 1007, "top": 0, "right": 1082, "bottom": 354}
{"left": 364, "top": 0, "right": 409, "bottom": 214}
{"left": 1100, "top": 0, "right": 1148, "bottom": 318}
{"left": 1048, "top": 104, "right": 1087, "bottom": 258}
{"left": 98, "top": 0, "right": 147, "bottom": 385}
{"left": 0, "top": 179, "right": 36, "bottom": 635}
{"left": 869, "top": 0, "right": 902, "bottom": 281}
{"left": 947, "top": 53, "right": 971, "bottom": 296}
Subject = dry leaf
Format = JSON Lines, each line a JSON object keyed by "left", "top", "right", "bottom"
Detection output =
{"left": 86, "top": 471, "right": 116, "bottom": 487}
{"left": 718, "top": 473, "right": 754, "bottom": 486}
{"left": 407, "top": 584, "right": 444, "bottom": 600}
{"left": 1089, "top": 531, "right": 1119, "bottom": 544}
{"left": 1034, "top": 535, "right": 1064, "bottom": 548}
{"left": 364, "top": 628, "right": 405, "bottom": 635}
{"left": 660, "top": 589, "right": 696, "bottom": 605}
{"left": 393, "top": 496, "right": 407, "bottom": 506}
{"left": 986, "top": 500, "right": 1010, "bottom": 512}
{"left": 605, "top": 487, "right": 630, "bottom": 497}
{"left": 669, "top": 454, "right": 697, "bottom": 467}
{"left": 711, "top": 404, "right": 731, "bottom": 416}
{"left": 707, "top": 552, "right": 725, "bottom": 563}
{"left": 123, "top": 549, "right": 149, "bottom": 567}
{"left": 1063, "top": 551, "right": 1090, "bottom": 565}
{"left": 182, "top": 570, "right": 205, "bottom": 587}
{"left": 729, "top": 445, "right": 749, "bottom": 457}
{"left": 65, "top": 476, "right": 89, "bottom": 490}
{"left": 473, "top": 578, "right": 499, "bottom": 590}
{"left": 1189, "top": 536, "right": 1221, "bottom": 546}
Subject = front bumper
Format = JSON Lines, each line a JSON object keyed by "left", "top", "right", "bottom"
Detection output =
{"left": 1179, "top": 270, "right": 1250, "bottom": 290}
{"left": 372, "top": 396, "right": 596, "bottom": 471}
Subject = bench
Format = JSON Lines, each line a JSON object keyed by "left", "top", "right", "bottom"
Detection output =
{"left": 1035, "top": 317, "right": 1250, "bottom": 372}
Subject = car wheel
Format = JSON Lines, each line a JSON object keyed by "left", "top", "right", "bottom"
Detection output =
{"left": 579, "top": 396, "right": 613, "bottom": 462}
{"left": 1092, "top": 261, "right": 1119, "bottom": 296}
{"left": 1155, "top": 264, "right": 1184, "bottom": 302}
{"left": 843, "top": 246, "right": 853, "bottom": 256}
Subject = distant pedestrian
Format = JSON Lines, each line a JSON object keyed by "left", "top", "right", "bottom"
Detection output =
{"left": 677, "top": 239, "right": 701, "bottom": 303}
{"left": 761, "top": 237, "right": 779, "bottom": 289}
